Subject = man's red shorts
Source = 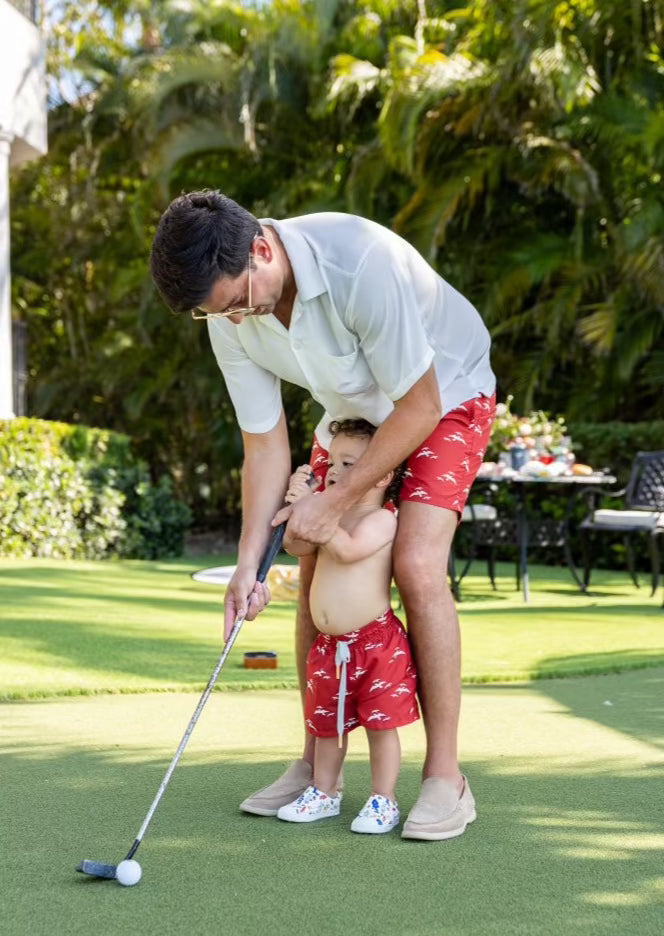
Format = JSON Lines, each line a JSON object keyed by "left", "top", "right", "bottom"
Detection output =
{"left": 305, "top": 609, "right": 419, "bottom": 737}
{"left": 309, "top": 393, "right": 496, "bottom": 514}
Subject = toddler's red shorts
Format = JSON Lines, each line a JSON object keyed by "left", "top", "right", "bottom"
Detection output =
{"left": 305, "top": 608, "right": 419, "bottom": 737}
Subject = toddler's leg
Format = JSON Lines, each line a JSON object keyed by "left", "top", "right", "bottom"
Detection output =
{"left": 277, "top": 735, "right": 346, "bottom": 824}
{"left": 313, "top": 735, "right": 348, "bottom": 796}
{"left": 350, "top": 729, "right": 401, "bottom": 834}
{"left": 367, "top": 729, "right": 400, "bottom": 800}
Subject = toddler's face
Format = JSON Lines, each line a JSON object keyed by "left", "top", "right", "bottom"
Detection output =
{"left": 326, "top": 433, "right": 370, "bottom": 485}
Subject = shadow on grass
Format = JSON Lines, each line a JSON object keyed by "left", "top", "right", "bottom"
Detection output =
{"left": 2, "top": 745, "right": 663, "bottom": 936}
{"left": 532, "top": 665, "right": 664, "bottom": 753}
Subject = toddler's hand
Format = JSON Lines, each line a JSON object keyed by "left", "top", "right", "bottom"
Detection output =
{"left": 285, "top": 466, "right": 320, "bottom": 503}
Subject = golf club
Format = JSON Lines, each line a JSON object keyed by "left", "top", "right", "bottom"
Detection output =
{"left": 77, "top": 516, "right": 289, "bottom": 882}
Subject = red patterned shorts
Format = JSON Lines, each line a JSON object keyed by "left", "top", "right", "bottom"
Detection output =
{"left": 305, "top": 609, "right": 419, "bottom": 737}
{"left": 309, "top": 394, "right": 496, "bottom": 514}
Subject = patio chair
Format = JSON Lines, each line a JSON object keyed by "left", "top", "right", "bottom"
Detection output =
{"left": 578, "top": 450, "right": 664, "bottom": 604}
{"left": 448, "top": 502, "right": 504, "bottom": 600}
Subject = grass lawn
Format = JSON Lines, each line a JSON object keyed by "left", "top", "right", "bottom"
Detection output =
{"left": 1, "top": 556, "right": 663, "bottom": 700}
{"left": 2, "top": 556, "right": 663, "bottom": 935}
{"left": 2, "top": 673, "right": 663, "bottom": 936}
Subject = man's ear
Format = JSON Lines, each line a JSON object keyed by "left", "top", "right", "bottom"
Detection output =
{"left": 253, "top": 235, "right": 272, "bottom": 265}
{"left": 375, "top": 470, "right": 394, "bottom": 490}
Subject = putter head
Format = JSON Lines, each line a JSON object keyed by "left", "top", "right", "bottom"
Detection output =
{"left": 76, "top": 859, "right": 118, "bottom": 879}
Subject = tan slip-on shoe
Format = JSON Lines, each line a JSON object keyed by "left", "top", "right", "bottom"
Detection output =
{"left": 401, "top": 775, "right": 476, "bottom": 841}
{"left": 240, "top": 760, "right": 345, "bottom": 816}
{"left": 240, "top": 759, "right": 313, "bottom": 816}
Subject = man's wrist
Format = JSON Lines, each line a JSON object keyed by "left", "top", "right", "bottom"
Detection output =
{"left": 235, "top": 553, "right": 260, "bottom": 576}
{"left": 328, "top": 473, "right": 364, "bottom": 511}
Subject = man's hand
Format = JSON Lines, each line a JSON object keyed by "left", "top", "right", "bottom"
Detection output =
{"left": 273, "top": 486, "right": 345, "bottom": 545}
{"left": 223, "top": 564, "right": 272, "bottom": 642}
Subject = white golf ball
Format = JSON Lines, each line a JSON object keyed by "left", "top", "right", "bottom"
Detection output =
{"left": 115, "top": 859, "right": 142, "bottom": 886}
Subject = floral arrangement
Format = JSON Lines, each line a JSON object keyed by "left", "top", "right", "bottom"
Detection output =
{"left": 488, "top": 396, "right": 571, "bottom": 456}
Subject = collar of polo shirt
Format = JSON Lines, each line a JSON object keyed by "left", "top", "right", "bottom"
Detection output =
{"left": 260, "top": 218, "right": 327, "bottom": 303}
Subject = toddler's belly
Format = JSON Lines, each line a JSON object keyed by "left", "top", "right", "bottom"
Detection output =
{"left": 310, "top": 575, "right": 391, "bottom": 636}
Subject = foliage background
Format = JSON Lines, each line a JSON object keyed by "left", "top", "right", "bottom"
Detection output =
{"left": 9, "top": 0, "right": 664, "bottom": 530}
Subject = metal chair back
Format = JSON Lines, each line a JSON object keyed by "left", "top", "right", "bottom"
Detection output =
{"left": 626, "top": 451, "right": 664, "bottom": 512}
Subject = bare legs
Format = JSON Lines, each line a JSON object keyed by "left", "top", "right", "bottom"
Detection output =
{"left": 367, "top": 730, "right": 400, "bottom": 800}
{"left": 312, "top": 736, "right": 347, "bottom": 794}
{"left": 313, "top": 730, "right": 400, "bottom": 800}
{"left": 296, "top": 553, "right": 318, "bottom": 765}
{"left": 393, "top": 501, "right": 463, "bottom": 792}
{"left": 297, "top": 503, "right": 461, "bottom": 793}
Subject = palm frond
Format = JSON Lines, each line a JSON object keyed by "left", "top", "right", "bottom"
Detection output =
{"left": 345, "top": 140, "right": 390, "bottom": 217}
{"left": 148, "top": 116, "right": 245, "bottom": 194}
{"left": 576, "top": 303, "right": 617, "bottom": 354}
{"left": 379, "top": 49, "right": 488, "bottom": 175}
{"left": 325, "top": 54, "right": 383, "bottom": 116}
{"left": 529, "top": 38, "right": 600, "bottom": 112}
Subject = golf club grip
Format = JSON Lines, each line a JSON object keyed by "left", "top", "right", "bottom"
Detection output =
{"left": 257, "top": 472, "right": 316, "bottom": 581}
{"left": 256, "top": 522, "right": 286, "bottom": 582}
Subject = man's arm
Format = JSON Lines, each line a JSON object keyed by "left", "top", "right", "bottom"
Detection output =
{"left": 275, "top": 365, "right": 441, "bottom": 543}
{"left": 224, "top": 411, "right": 291, "bottom": 639}
{"left": 323, "top": 509, "right": 397, "bottom": 564}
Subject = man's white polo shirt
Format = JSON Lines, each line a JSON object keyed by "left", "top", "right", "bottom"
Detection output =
{"left": 208, "top": 212, "right": 495, "bottom": 449}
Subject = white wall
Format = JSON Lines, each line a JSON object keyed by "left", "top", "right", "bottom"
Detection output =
{"left": 0, "top": 0, "right": 47, "bottom": 418}
{"left": 0, "top": 0, "right": 47, "bottom": 164}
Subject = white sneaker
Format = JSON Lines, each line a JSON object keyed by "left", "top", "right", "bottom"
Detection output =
{"left": 351, "top": 794, "right": 400, "bottom": 834}
{"left": 277, "top": 785, "right": 341, "bottom": 823}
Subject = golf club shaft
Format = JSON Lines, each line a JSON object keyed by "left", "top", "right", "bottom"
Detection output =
{"left": 125, "top": 520, "right": 288, "bottom": 860}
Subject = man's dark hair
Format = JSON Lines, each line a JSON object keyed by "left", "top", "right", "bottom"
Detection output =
{"left": 328, "top": 418, "right": 405, "bottom": 506}
{"left": 150, "top": 190, "right": 263, "bottom": 313}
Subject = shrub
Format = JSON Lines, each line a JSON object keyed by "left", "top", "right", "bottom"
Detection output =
{"left": 0, "top": 418, "right": 191, "bottom": 559}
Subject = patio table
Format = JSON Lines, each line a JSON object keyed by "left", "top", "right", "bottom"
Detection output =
{"left": 472, "top": 470, "right": 617, "bottom": 602}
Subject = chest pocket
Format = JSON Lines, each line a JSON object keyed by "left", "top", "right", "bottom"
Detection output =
{"left": 305, "top": 346, "right": 375, "bottom": 394}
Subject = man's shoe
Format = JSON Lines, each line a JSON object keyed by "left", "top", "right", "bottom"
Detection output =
{"left": 240, "top": 759, "right": 314, "bottom": 816}
{"left": 277, "top": 785, "right": 341, "bottom": 823}
{"left": 401, "top": 776, "right": 476, "bottom": 841}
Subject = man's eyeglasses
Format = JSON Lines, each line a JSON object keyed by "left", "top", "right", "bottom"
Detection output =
{"left": 191, "top": 254, "right": 257, "bottom": 320}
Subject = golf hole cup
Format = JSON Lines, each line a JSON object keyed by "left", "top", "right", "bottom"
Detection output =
{"left": 116, "top": 859, "right": 142, "bottom": 886}
{"left": 244, "top": 651, "right": 278, "bottom": 669}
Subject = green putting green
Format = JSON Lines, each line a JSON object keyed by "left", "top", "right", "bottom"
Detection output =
{"left": 1, "top": 557, "right": 663, "bottom": 700}
{"left": 2, "top": 672, "right": 663, "bottom": 936}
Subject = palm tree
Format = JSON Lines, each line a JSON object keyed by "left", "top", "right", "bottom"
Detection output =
{"left": 326, "top": 0, "right": 664, "bottom": 420}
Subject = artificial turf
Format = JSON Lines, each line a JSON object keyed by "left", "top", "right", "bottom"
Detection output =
{"left": 2, "top": 672, "right": 663, "bottom": 936}
{"left": 1, "top": 556, "right": 663, "bottom": 700}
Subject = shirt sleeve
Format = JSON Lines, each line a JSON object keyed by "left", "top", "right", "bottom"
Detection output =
{"left": 207, "top": 319, "right": 283, "bottom": 434}
{"left": 346, "top": 239, "right": 435, "bottom": 402}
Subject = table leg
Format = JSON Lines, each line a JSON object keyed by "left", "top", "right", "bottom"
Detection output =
{"left": 516, "top": 487, "right": 530, "bottom": 602}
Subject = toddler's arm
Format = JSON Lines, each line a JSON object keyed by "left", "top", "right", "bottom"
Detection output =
{"left": 322, "top": 508, "right": 396, "bottom": 564}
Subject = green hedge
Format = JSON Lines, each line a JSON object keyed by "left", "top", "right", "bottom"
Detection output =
{"left": 567, "top": 421, "right": 664, "bottom": 485}
{"left": 0, "top": 419, "right": 191, "bottom": 559}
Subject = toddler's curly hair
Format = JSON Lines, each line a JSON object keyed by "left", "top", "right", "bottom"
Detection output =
{"left": 328, "top": 419, "right": 406, "bottom": 506}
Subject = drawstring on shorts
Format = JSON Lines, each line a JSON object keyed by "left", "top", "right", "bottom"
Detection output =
{"left": 334, "top": 641, "right": 351, "bottom": 747}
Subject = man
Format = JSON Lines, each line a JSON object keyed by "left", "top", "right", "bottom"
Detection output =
{"left": 150, "top": 190, "right": 496, "bottom": 840}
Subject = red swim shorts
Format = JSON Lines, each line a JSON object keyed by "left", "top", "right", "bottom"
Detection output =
{"left": 305, "top": 608, "right": 419, "bottom": 738}
{"left": 309, "top": 393, "right": 496, "bottom": 514}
